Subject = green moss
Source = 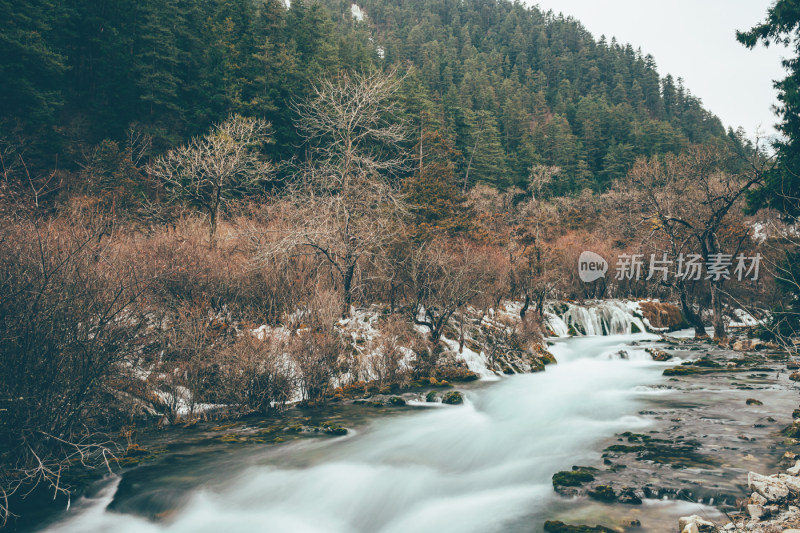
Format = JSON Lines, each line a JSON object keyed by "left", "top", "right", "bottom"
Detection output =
{"left": 630, "top": 322, "right": 641, "bottom": 333}
{"left": 587, "top": 485, "right": 616, "bottom": 502}
{"left": 425, "top": 391, "right": 438, "bottom": 403}
{"left": 442, "top": 391, "right": 464, "bottom": 405}
{"left": 388, "top": 396, "right": 406, "bottom": 406}
{"left": 783, "top": 423, "right": 800, "bottom": 439}
{"left": 552, "top": 469, "right": 595, "bottom": 488}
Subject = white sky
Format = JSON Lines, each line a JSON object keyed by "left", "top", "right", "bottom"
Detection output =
{"left": 530, "top": 0, "right": 789, "bottom": 142}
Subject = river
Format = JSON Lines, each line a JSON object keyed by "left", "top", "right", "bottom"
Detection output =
{"left": 39, "top": 332, "right": 770, "bottom": 532}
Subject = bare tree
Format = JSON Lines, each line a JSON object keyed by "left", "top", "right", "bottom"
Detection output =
{"left": 271, "top": 69, "right": 409, "bottom": 317}
{"left": 149, "top": 115, "right": 273, "bottom": 247}
{"left": 616, "top": 144, "right": 770, "bottom": 339}
{"left": 409, "top": 238, "right": 485, "bottom": 345}
{"left": 510, "top": 165, "right": 561, "bottom": 323}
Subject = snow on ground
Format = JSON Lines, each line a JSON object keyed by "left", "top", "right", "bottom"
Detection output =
{"left": 729, "top": 308, "right": 760, "bottom": 328}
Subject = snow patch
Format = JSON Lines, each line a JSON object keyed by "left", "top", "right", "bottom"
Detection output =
{"left": 351, "top": 4, "right": 365, "bottom": 21}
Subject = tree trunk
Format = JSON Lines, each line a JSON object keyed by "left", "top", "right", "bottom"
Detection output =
{"left": 342, "top": 263, "right": 355, "bottom": 318}
{"left": 520, "top": 293, "right": 530, "bottom": 322}
{"left": 209, "top": 189, "right": 221, "bottom": 249}
{"left": 678, "top": 287, "right": 706, "bottom": 338}
{"left": 710, "top": 283, "right": 727, "bottom": 340}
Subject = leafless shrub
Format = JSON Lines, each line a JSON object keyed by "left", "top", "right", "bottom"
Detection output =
{"left": 366, "top": 314, "right": 415, "bottom": 386}
{"left": 0, "top": 211, "right": 149, "bottom": 524}
{"left": 214, "top": 334, "right": 295, "bottom": 415}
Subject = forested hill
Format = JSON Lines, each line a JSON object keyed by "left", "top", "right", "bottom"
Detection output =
{"left": 3, "top": 0, "right": 738, "bottom": 194}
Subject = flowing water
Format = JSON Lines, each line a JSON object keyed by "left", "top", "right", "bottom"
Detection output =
{"left": 39, "top": 333, "right": 733, "bottom": 533}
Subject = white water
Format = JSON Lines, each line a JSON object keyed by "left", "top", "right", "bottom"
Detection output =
{"left": 546, "top": 301, "right": 648, "bottom": 337}
{"left": 42, "top": 334, "right": 712, "bottom": 533}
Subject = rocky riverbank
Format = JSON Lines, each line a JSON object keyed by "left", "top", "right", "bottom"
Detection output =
{"left": 546, "top": 331, "right": 800, "bottom": 531}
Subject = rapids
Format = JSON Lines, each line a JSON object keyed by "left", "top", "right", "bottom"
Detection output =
{"left": 38, "top": 333, "right": 725, "bottom": 533}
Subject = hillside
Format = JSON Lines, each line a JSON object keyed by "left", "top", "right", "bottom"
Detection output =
{"left": 2, "top": 0, "right": 737, "bottom": 197}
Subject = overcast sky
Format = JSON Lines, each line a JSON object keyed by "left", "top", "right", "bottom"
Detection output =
{"left": 529, "top": 0, "right": 788, "bottom": 142}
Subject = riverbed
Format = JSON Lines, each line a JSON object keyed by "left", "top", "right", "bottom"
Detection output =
{"left": 34, "top": 332, "right": 799, "bottom": 532}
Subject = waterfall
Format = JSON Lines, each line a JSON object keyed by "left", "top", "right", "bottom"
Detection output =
{"left": 546, "top": 300, "right": 648, "bottom": 337}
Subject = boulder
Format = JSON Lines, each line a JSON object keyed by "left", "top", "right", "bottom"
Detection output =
{"left": 790, "top": 372, "right": 800, "bottom": 382}
{"left": 441, "top": 391, "right": 464, "bottom": 405}
{"left": 678, "top": 515, "right": 716, "bottom": 532}
{"left": 681, "top": 524, "right": 699, "bottom": 533}
{"left": 587, "top": 485, "right": 616, "bottom": 502}
{"left": 747, "top": 504, "right": 764, "bottom": 520}
{"left": 788, "top": 461, "right": 800, "bottom": 475}
{"left": 748, "top": 472, "right": 789, "bottom": 503}
{"left": 750, "top": 491, "right": 768, "bottom": 506}
{"left": 646, "top": 347, "right": 671, "bottom": 361}
{"left": 746, "top": 398, "right": 764, "bottom": 406}
{"left": 777, "top": 474, "right": 800, "bottom": 493}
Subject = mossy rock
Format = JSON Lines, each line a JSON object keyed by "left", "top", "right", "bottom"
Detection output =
{"left": 425, "top": 391, "right": 438, "bottom": 403}
{"left": 793, "top": 409, "right": 800, "bottom": 419}
{"left": 746, "top": 398, "right": 763, "bottom": 406}
{"left": 442, "top": 391, "right": 464, "bottom": 405}
{"left": 617, "top": 486, "right": 643, "bottom": 505}
{"left": 552, "top": 468, "right": 595, "bottom": 488}
{"left": 630, "top": 322, "right": 641, "bottom": 334}
{"left": 324, "top": 425, "right": 347, "bottom": 436}
{"left": 388, "top": 396, "right": 406, "bottom": 406}
{"left": 783, "top": 423, "right": 800, "bottom": 439}
{"left": 587, "top": 485, "right": 616, "bottom": 502}
{"left": 543, "top": 521, "right": 615, "bottom": 533}
{"left": 662, "top": 366, "right": 707, "bottom": 376}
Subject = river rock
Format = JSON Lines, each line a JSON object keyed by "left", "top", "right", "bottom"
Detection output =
{"left": 617, "top": 486, "right": 643, "bottom": 505}
{"left": 749, "top": 472, "right": 790, "bottom": 503}
{"left": 442, "top": 391, "right": 463, "bottom": 405}
{"left": 646, "top": 347, "right": 671, "bottom": 361}
{"left": 751, "top": 492, "right": 768, "bottom": 505}
{"left": 681, "top": 524, "right": 699, "bottom": 533}
{"left": 678, "top": 515, "right": 715, "bottom": 532}
{"left": 776, "top": 474, "right": 800, "bottom": 492}
{"left": 733, "top": 338, "right": 765, "bottom": 351}
{"left": 748, "top": 504, "right": 765, "bottom": 520}
{"left": 788, "top": 461, "right": 800, "bottom": 475}
{"left": 790, "top": 372, "right": 800, "bottom": 382}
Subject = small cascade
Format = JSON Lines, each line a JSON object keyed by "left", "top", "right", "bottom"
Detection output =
{"left": 546, "top": 300, "right": 648, "bottom": 337}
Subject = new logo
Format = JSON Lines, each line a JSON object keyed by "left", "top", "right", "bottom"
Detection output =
{"left": 578, "top": 251, "right": 608, "bottom": 282}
